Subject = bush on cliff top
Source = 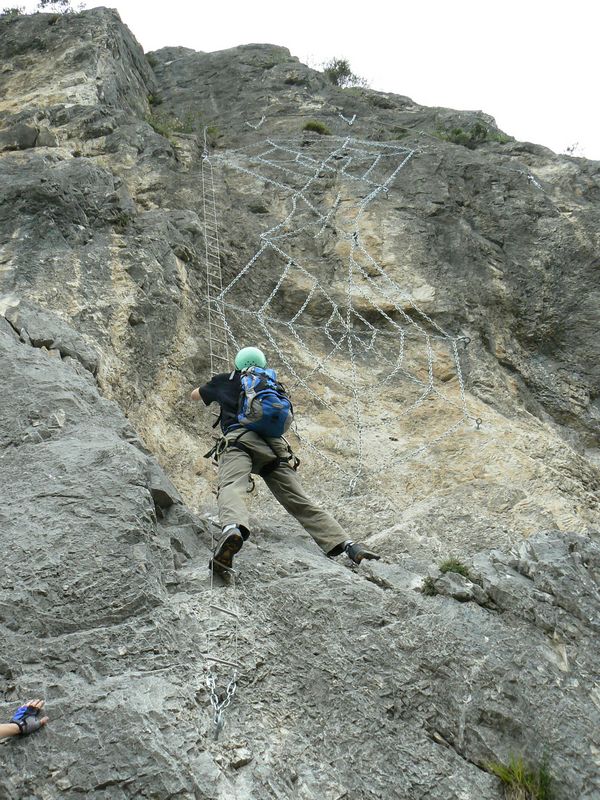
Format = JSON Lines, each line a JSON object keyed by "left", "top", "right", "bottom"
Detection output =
{"left": 434, "top": 121, "right": 512, "bottom": 149}
{"left": 322, "top": 57, "right": 368, "bottom": 89}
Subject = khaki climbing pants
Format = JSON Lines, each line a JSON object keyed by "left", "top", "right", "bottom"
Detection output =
{"left": 216, "top": 428, "right": 348, "bottom": 555}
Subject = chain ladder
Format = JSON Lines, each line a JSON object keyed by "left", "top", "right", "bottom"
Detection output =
{"left": 201, "top": 129, "right": 231, "bottom": 374}
{"left": 204, "top": 517, "right": 241, "bottom": 739}
{"left": 200, "top": 128, "right": 242, "bottom": 738}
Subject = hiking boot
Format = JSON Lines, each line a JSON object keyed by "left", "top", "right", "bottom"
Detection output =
{"left": 210, "top": 528, "right": 243, "bottom": 576}
{"left": 345, "top": 541, "right": 380, "bottom": 564}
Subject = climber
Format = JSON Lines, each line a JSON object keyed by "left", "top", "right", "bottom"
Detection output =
{"left": 0, "top": 699, "right": 48, "bottom": 740}
{"left": 190, "top": 346, "right": 380, "bottom": 576}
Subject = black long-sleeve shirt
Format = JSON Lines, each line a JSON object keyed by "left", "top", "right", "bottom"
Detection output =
{"left": 199, "top": 371, "right": 242, "bottom": 433}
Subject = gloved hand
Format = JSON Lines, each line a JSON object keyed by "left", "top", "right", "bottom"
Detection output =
{"left": 10, "top": 700, "right": 48, "bottom": 736}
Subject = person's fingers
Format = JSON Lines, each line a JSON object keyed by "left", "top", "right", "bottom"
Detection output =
{"left": 22, "top": 699, "right": 44, "bottom": 711}
{"left": 40, "top": 716, "right": 49, "bottom": 726}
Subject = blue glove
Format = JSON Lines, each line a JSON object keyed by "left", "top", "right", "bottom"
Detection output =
{"left": 10, "top": 703, "right": 44, "bottom": 736}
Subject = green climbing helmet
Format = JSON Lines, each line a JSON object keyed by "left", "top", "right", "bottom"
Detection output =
{"left": 234, "top": 346, "right": 267, "bottom": 371}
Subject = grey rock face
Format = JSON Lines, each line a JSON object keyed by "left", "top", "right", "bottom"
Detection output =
{"left": 0, "top": 122, "right": 38, "bottom": 151}
{"left": 4, "top": 298, "right": 100, "bottom": 374}
{"left": 0, "top": 7, "right": 599, "bottom": 800}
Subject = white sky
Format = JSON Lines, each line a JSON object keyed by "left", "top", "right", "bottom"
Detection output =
{"left": 30, "top": 1, "right": 600, "bottom": 159}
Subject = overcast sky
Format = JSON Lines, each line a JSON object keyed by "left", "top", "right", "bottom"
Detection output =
{"left": 30, "top": 1, "right": 600, "bottom": 159}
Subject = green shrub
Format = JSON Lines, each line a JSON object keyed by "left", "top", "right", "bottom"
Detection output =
{"left": 434, "top": 121, "right": 512, "bottom": 149}
{"left": 146, "top": 111, "right": 177, "bottom": 138}
{"left": 146, "top": 110, "right": 208, "bottom": 140}
{"left": 421, "top": 576, "right": 438, "bottom": 596}
{"left": 488, "top": 755, "right": 552, "bottom": 800}
{"left": 204, "top": 124, "right": 221, "bottom": 146}
{"left": 36, "top": 0, "right": 72, "bottom": 12}
{"left": 322, "top": 57, "right": 368, "bottom": 88}
{"left": 371, "top": 94, "right": 395, "bottom": 110}
{"left": 112, "top": 212, "right": 131, "bottom": 232}
{"left": 439, "top": 558, "right": 470, "bottom": 578}
{"left": 303, "top": 120, "right": 331, "bottom": 136}
{"left": 1, "top": 6, "right": 24, "bottom": 16}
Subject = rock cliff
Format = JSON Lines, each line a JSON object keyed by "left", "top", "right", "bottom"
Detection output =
{"left": 0, "top": 8, "right": 598, "bottom": 800}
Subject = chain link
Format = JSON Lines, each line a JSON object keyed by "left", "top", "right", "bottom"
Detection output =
{"left": 207, "top": 670, "right": 238, "bottom": 739}
{"left": 245, "top": 116, "right": 265, "bottom": 129}
{"left": 211, "top": 133, "right": 480, "bottom": 486}
{"left": 209, "top": 130, "right": 481, "bottom": 495}
{"left": 201, "top": 139, "right": 231, "bottom": 374}
{"left": 200, "top": 138, "right": 242, "bottom": 739}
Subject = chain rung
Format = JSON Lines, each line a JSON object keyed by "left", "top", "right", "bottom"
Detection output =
{"left": 205, "top": 655, "right": 241, "bottom": 669}
{"left": 209, "top": 604, "right": 239, "bottom": 618}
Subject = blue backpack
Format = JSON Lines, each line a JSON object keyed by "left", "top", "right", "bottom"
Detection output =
{"left": 237, "top": 366, "right": 293, "bottom": 437}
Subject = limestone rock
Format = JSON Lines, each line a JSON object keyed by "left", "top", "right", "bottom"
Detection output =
{"left": 0, "top": 7, "right": 599, "bottom": 800}
{"left": 3, "top": 299, "right": 100, "bottom": 375}
{"left": 0, "top": 122, "right": 38, "bottom": 151}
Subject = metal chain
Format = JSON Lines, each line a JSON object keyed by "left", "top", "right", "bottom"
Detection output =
{"left": 245, "top": 116, "right": 265, "bottom": 129}
{"left": 204, "top": 536, "right": 241, "bottom": 739}
{"left": 346, "top": 252, "right": 364, "bottom": 494}
{"left": 209, "top": 130, "right": 481, "bottom": 502}
{"left": 206, "top": 670, "right": 238, "bottom": 739}
{"left": 200, "top": 137, "right": 241, "bottom": 738}
{"left": 201, "top": 137, "right": 231, "bottom": 374}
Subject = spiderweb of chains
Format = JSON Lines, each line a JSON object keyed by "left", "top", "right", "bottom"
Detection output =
{"left": 197, "top": 132, "right": 482, "bottom": 737}
{"left": 208, "top": 133, "right": 479, "bottom": 497}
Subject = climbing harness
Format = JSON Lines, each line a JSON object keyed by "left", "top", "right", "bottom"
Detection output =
{"left": 206, "top": 428, "right": 299, "bottom": 477}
